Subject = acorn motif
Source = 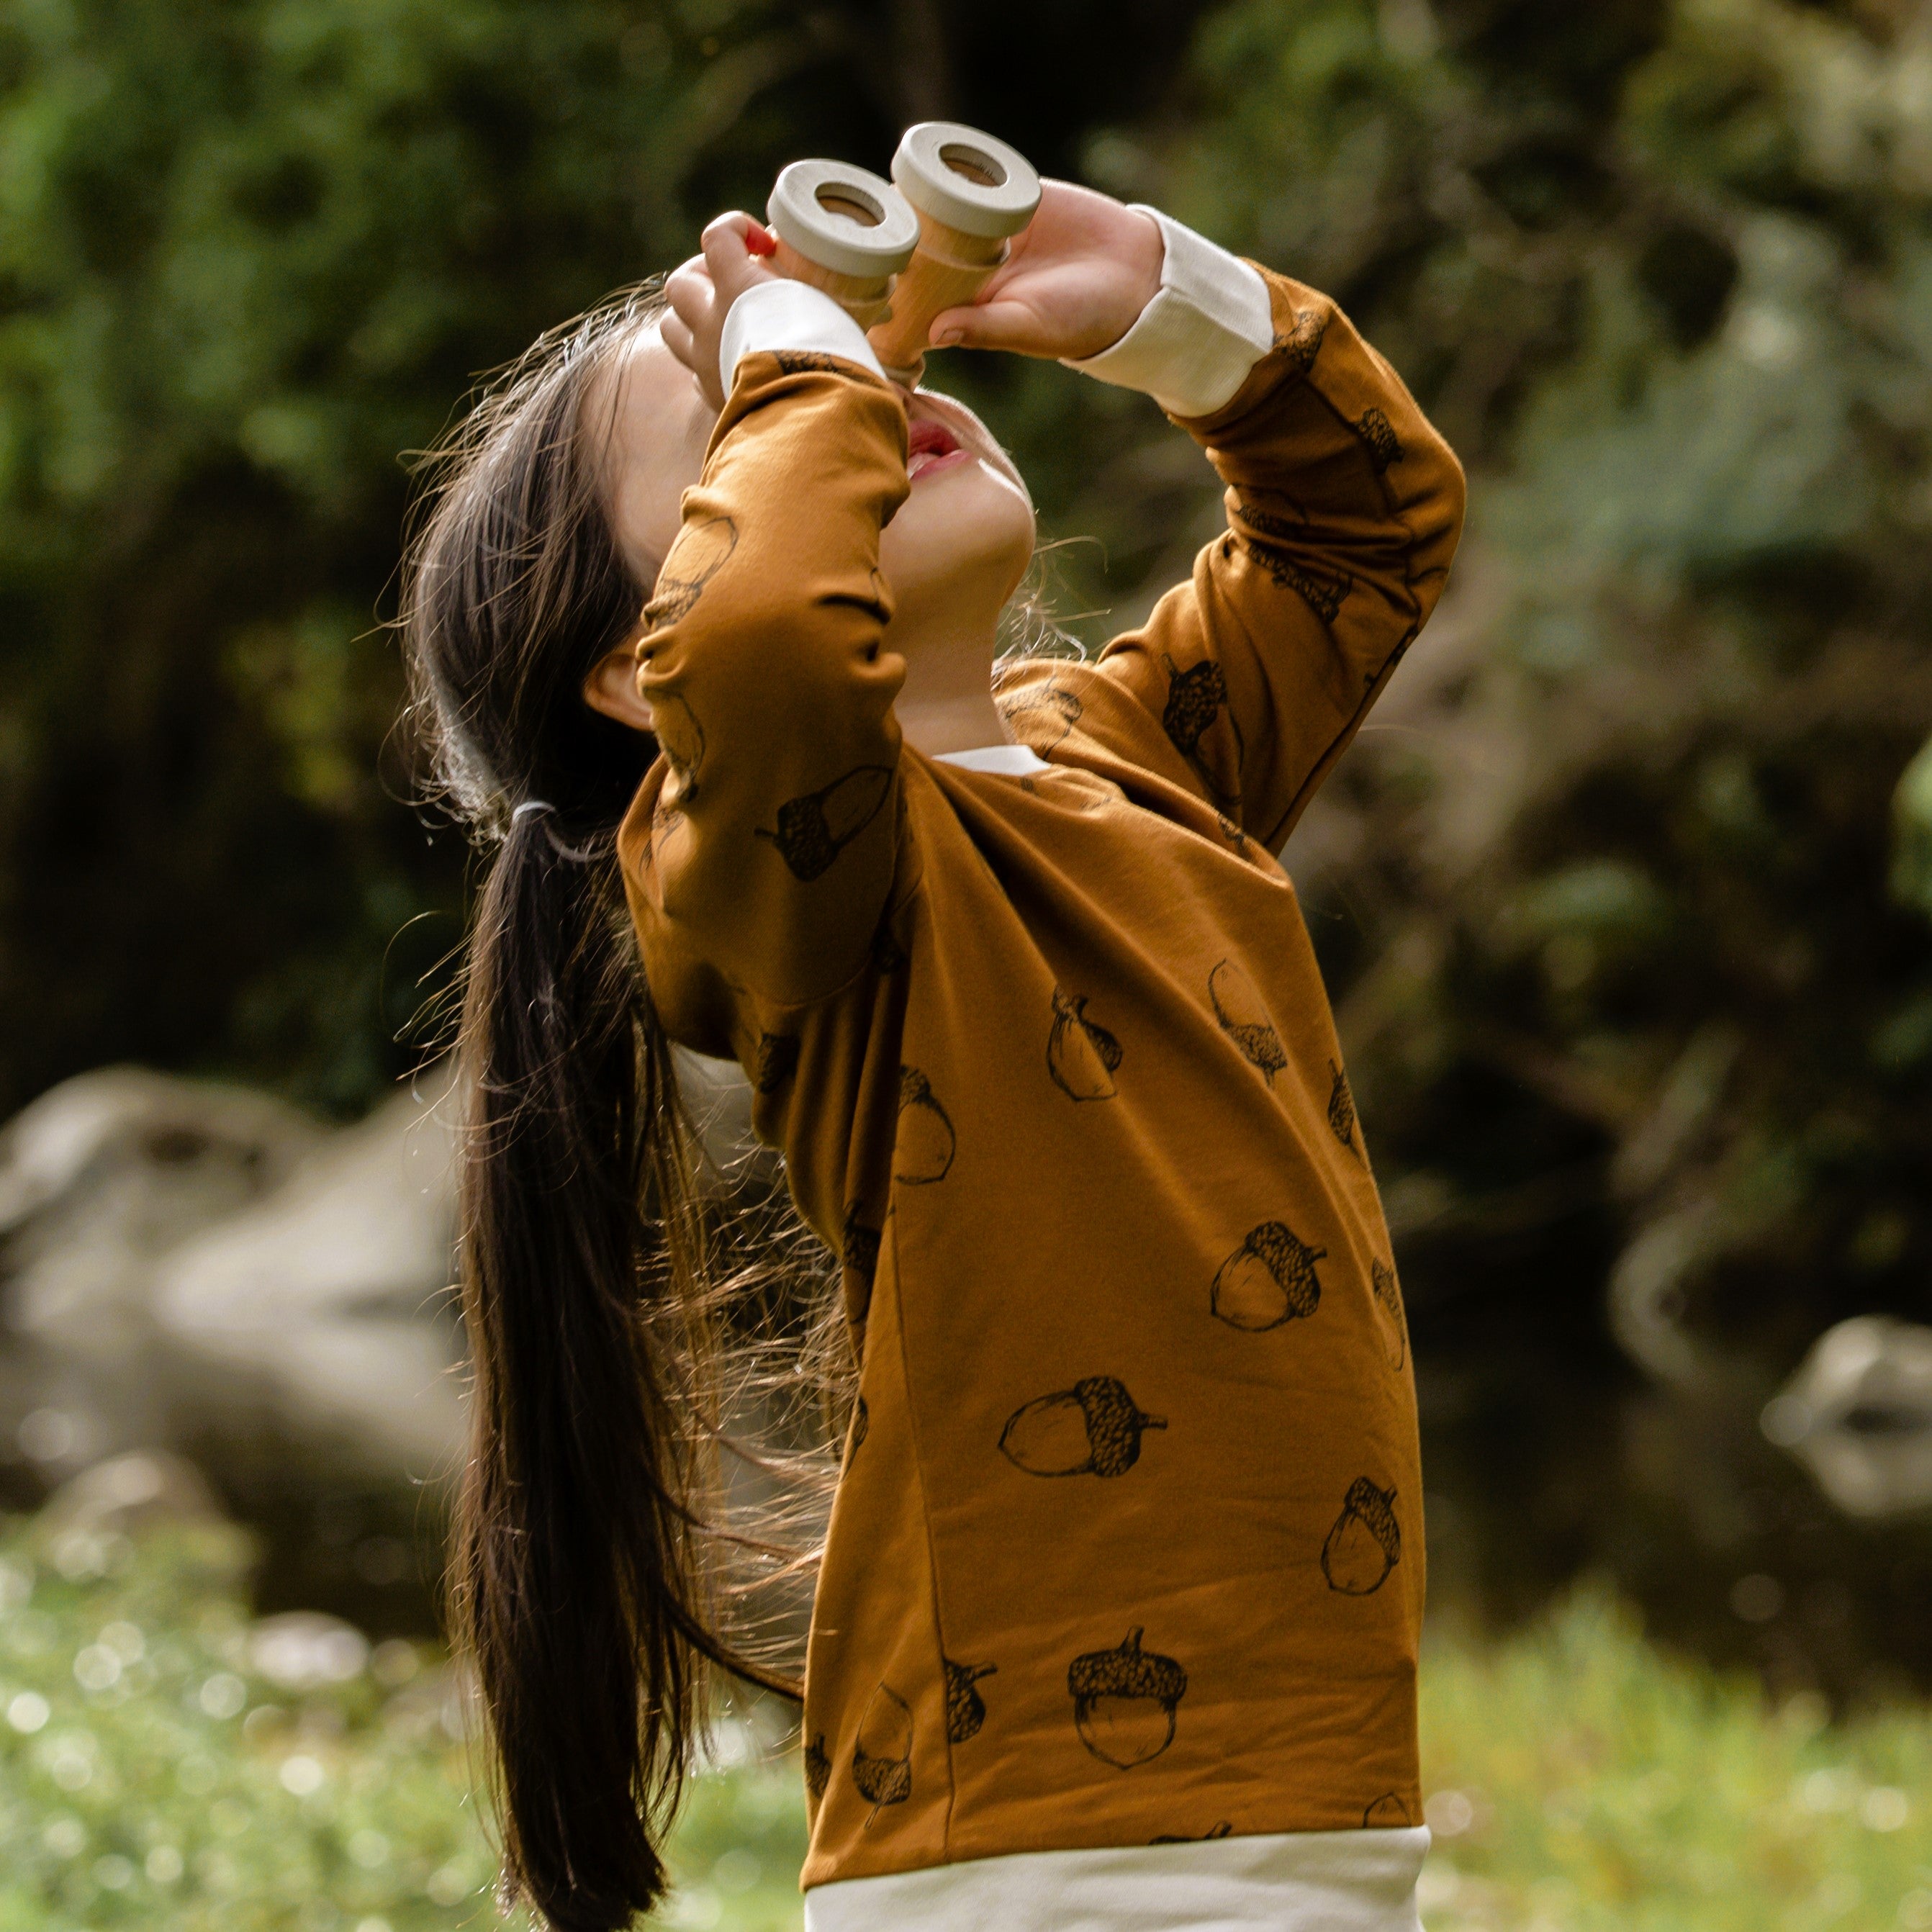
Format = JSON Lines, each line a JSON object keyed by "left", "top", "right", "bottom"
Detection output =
{"left": 1047, "top": 988, "right": 1123, "bottom": 1101}
{"left": 844, "top": 1396, "right": 869, "bottom": 1466}
{"left": 648, "top": 690, "right": 706, "bottom": 799}
{"left": 756, "top": 765, "right": 893, "bottom": 882}
{"left": 1327, "top": 1061, "right": 1357, "bottom": 1150}
{"left": 1067, "top": 1628, "right": 1187, "bottom": 1769}
{"left": 1355, "top": 407, "right": 1402, "bottom": 474}
{"left": 895, "top": 1065, "right": 955, "bottom": 1185}
{"left": 852, "top": 1684, "right": 913, "bottom": 1816}
{"left": 753, "top": 1032, "right": 799, "bottom": 1096}
{"left": 803, "top": 1733, "right": 831, "bottom": 1802}
{"left": 644, "top": 513, "right": 738, "bottom": 628}
{"left": 943, "top": 1658, "right": 997, "bottom": 1743}
{"left": 1211, "top": 1222, "right": 1324, "bottom": 1331}
{"left": 1275, "top": 306, "right": 1328, "bottom": 370}
{"left": 999, "top": 1376, "right": 1166, "bottom": 1479}
{"left": 1363, "top": 1792, "right": 1413, "bottom": 1828}
{"left": 1209, "top": 959, "right": 1287, "bottom": 1084}
{"left": 1370, "top": 1258, "right": 1407, "bottom": 1371}
{"left": 1152, "top": 1821, "right": 1232, "bottom": 1843}
{"left": 1159, "top": 652, "right": 1244, "bottom": 802}
{"left": 1000, "top": 683, "right": 1083, "bottom": 751}
{"left": 1322, "top": 1477, "right": 1401, "bottom": 1595}
{"left": 1159, "top": 654, "right": 1228, "bottom": 759}
{"left": 841, "top": 1205, "right": 880, "bottom": 1288}
{"left": 1214, "top": 811, "right": 1249, "bottom": 852}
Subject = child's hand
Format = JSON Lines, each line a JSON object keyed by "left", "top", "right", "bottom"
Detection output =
{"left": 662, "top": 212, "right": 781, "bottom": 410}
{"left": 924, "top": 181, "right": 1164, "bottom": 364}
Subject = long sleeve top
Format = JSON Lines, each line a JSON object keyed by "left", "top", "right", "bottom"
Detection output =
{"left": 618, "top": 223, "right": 1466, "bottom": 1900}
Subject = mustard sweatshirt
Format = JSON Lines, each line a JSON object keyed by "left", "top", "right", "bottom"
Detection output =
{"left": 618, "top": 265, "right": 1466, "bottom": 1888}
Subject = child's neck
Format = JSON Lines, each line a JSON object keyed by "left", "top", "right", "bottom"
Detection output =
{"left": 893, "top": 620, "right": 1011, "bottom": 758}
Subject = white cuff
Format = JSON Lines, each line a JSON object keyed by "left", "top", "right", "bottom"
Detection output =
{"left": 718, "top": 279, "right": 887, "bottom": 392}
{"left": 1063, "top": 207, "right": 1274, "bottom": 417}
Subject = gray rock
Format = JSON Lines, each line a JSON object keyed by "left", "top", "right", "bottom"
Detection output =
{"left": 154, "top": 1065, "right": 466, "bottom": 1479}
{"left": 1762, "top": 1317, "right": 1932, "bottom": 1517}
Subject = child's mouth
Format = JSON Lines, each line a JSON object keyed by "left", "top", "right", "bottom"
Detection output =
{"left": 906, "top": 416, "right": 970, "bottom": 483}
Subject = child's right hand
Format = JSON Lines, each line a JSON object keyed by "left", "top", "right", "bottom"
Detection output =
{"left": 662, "top": 212, "right": 780, "bottom": 410}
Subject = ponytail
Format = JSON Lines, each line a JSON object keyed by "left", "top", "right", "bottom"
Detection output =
{"left": 401, "top": 289, "right": 821, "bottom": 1931}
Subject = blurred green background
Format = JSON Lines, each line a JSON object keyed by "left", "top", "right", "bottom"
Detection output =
{"left": 3, "top": 0, "right": 1932, "bottom": 1923}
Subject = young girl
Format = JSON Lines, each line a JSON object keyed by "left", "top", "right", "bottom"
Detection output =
{"left": 404, "top": 174, "right": 1463, "bottom": 1932}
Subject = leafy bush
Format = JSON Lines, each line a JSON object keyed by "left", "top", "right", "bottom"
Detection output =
{"left": 2, "top": 1511, "right": 1929, "bottom": 1930}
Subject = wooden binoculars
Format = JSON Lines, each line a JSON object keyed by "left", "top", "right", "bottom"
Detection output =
{"left": 763, "top": 122, "right": 1041, "bottom": 387}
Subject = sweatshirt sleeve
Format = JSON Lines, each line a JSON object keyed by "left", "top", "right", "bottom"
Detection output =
{"left": 618, "top": 347, "right": 911, "bottom": 1008}
{"left": 1090, "top": 266, "right": 1466, "bottom": 849}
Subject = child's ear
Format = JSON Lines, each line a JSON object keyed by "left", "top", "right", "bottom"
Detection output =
{"left": 582, "top": 643, "right": 656, "bottom": 733}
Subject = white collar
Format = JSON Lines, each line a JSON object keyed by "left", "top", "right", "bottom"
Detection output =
{"left": 931, "top": 743, "right": 1050, "bottom": 777}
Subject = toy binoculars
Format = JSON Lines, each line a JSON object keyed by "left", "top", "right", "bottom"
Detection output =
{"left": 763, "top": 122, "right": 1042, "bottom": 387}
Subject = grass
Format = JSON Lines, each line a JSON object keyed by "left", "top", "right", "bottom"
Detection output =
{"left": 0, "top": 1507, "right": 1926, "bottom": 1929}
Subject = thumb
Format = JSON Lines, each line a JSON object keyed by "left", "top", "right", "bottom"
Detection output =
{"left": 925, "top": 298, "right": 1044, "bottom": 355}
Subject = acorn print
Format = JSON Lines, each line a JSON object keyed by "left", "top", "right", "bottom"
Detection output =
{"left": 1000, "top": 683, "right": 1083, "bottom": 751}
{"left": 1159, "top": 653, "right": 1230, "bottom": 762}
{"left": 944, "top": 1658, "right": 997, "bottom": 1743}
{"left": 852, "top": 1684, "right": 913, "bottom": 1818}
{"left": 1047, "top": 988, "right": 1123, "bottom": 1101}
{"left": 649, "top": 690, "right": 706, "bottom": 799}
{"left": 753, "top": 1032, "right": 799, "bottom": 1096}
{"left": 895, "top": 1065, "right": 955, "bottom": 1185}
{"left": 772, "top": 349, "right": 849, "bottom": 375}
{"left": 1371, "top": 1258, "right": 1407, "bottom": 1372}
{"left": 1211, "top": 1222, "right": 1324, "bottom": 1331}
{"left": 999, "top": 1376, "right": 1166, "bottom": 1479}
{"left": 1363, "top": 1792, "right": 1413, "bottom": 1828}
{"left": 1274, "top": 305, "right": 1328, "bottom": 370}
{"left": 1209, "top": 959, "right": 1287, "bottom": 1085}
{"left": 1067, "top": 1628, "right": 1187, "bottom": 1770}
{"left": 1159, "top": 653, "right": 1244, "bottom": 803}
{"left": 841, "top": 1205, "right": 880, "bottom": 1288}
{"left": 1152, "top": 1822, "right": 1232, "bottom": 1844}
{"left": 1327, "top": 1061, "right": 1358, "bottom": 1151}
{"left": 1244, "top": 538, "right": 1350, "bottom": 625}
{"left": 803, "top": 1733, "right": 831, "bottom": 1802}
{"left": 844, "top": 1396, "right": 870, "bottom": 1466}
{"left": 645, "top": 513, "right": 737, "bottom": 628}
{"left": 756, "top": 765, "right": 893, "bottom": 882}
{"left": 1322, "top": 1477, "right": 1401, "bottom": 1595}
{"left": 1355, "top": 407, "right": 1401, "bottom": 474}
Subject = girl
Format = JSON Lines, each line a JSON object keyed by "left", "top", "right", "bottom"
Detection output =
{"left": 404, "top": 174, "right": 1463, "bottom": 1932}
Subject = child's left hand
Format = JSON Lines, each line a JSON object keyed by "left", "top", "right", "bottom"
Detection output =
{"left": 924, "top": 181, "right": 1164, "bottom": 364}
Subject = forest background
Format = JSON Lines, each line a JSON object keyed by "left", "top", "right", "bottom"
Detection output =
{"left": 3, "top": 0, "right": 1932, "bottom": 1724}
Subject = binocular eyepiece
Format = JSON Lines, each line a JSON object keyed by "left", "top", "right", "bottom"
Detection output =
{"left": 763, "top": 122, "right": 1041, "bottom": 387}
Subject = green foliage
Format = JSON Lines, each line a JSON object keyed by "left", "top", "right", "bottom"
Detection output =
{"left": 4, "top": 1512, "right": 1932, "bottom": 1929}
{"left": 1419, "top": 1587, "right": 1932, "bottom": 1930}
{"left": 0, "top": 1510, "right": 495, "bottom": 1928}
{"left": 0, "top": 0, "right": 1219, "bottom": 1119}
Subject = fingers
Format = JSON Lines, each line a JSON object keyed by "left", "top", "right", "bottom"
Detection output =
{"left": 925, "top": 299, "right": 1044, "bottom": 356}
{"left": 701, "top": 210, "right": 775, "bottom": 307}
{"left": 659, "top": 310, "right": 722, "bottom": 408}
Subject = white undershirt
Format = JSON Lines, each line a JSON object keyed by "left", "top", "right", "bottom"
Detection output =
{"left": 728, "top": 216, "right": 1427, "bottom": 1932}
{"left": 803, "top": 1827, "right": 1432, "bottom": 1932}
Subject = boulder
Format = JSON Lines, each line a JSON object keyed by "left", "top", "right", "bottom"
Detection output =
{"left": 1762, "top": 1316, "right": 1932, "bottom": 1517}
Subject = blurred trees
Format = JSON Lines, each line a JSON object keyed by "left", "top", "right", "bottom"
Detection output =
{"left": 0, "top": 0, "right": 1211, "bottom": 1114}
{"left": 1, "top": 0, "right": 1929, "bottom": 1670}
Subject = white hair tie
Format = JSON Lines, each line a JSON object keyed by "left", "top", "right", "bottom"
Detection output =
{"left": 510, "top": 799, "right": 556, "bottom": 824}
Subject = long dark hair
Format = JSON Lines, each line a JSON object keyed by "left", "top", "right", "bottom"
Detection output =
{"left": 400, "top": 286, "right": 812, "bottom": 1930}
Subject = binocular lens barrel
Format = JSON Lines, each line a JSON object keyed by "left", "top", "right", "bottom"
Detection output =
{"left": 762, "top": 123, "right": 1042, "bottom": 386}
